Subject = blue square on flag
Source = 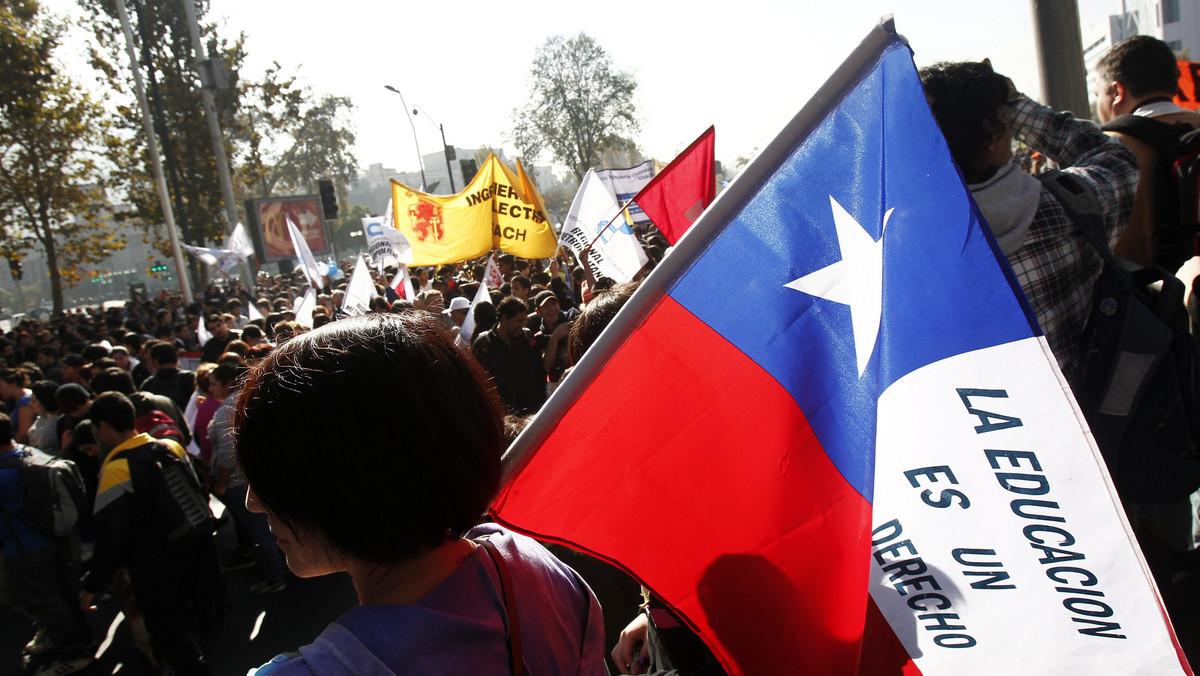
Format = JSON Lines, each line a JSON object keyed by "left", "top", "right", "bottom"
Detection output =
{"left": 670, "top": 41, "right": 1034, "bottom": 500}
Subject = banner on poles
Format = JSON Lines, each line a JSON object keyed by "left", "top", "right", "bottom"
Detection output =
{"left": 390, "top": 154, "right": 557, "bottom": 264}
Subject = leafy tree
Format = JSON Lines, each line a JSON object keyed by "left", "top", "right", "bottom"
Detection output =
{"left": 80, "top": 0, "right": 244, "bottom": 258}
{"left": 233, "top": 64, "right": 358, "bottom": 199}
{"left": 0, "top": 0, "right": 125, "bottom": 313}
{"left": 510, "top": 33, "right": 639, "bottom": 182}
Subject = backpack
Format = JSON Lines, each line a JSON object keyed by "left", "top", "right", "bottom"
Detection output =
{"left": 1040, "top": 170, "right": 1200, "bottom": 504}
{"left": 133, "top": 409, "right": 186, "bottom": 446}
{"left": 1100, "top": 114, "right": 1200, "bottom": 272}
{"left": 0, "top": 446, "right": 87, "bottom": 538}
{"left": 115, "top": 441, "right": 215, "bottom": 543}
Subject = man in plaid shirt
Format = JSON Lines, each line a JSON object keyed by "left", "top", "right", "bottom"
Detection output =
{"left": 920, "top": 60, "right": 1139, "bottom": 379}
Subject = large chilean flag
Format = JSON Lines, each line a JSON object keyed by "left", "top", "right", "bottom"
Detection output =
{"left": 492, "top": 20, "right": 1191, "bottom": 676}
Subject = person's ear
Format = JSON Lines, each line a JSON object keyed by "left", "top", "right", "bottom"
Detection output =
{"left": 1111, "top": 80, "right": 1130, "bottom": 108}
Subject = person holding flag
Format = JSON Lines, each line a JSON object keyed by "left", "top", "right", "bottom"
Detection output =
{"left": 919, "top": 60, "right": 1138, "bottom": 377}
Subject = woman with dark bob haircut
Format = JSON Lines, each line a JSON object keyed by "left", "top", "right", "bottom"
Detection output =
{"left": 236, "top": 313, "right": 605, "bottom": 675}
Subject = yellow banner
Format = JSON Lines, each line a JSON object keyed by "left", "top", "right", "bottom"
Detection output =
{"left": 505, "top": 158, "right": 557, "bottom": 258}
{"left": 390, "top": 170, "right": 493, "bottom": 265}
{"left": 482, "top": 156, "right": 557, "bottom": 258}
{"left": 390, "top": 154, "right": 558, "bottom": 264}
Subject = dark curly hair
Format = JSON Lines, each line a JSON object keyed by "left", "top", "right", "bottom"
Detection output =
{"left": 919, "top": 60, "right": 1012, "bottom": 183}
{"left": 1096, "top": 35, "right": 1179, "bottom": 99}
{"left": 233, "top": 312, "right": 504, "bottom": 564}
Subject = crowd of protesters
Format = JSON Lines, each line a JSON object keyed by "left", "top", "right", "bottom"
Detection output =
{"left": 0, "top": 213, "right": 666, "bottom": 674}
{"left": 1, "top": 34, "right": 1199, "bottom": 675}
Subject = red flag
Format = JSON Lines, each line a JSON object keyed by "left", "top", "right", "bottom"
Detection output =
{"left": 390, "top": 264, "right": 414, "bottom": 301}
{"left": 632, "top": 126, "right": 715, "bottom": 245}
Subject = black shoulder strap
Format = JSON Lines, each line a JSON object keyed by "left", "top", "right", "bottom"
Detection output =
{"left": 1037, "top": 170, "right": 1119, "bottom": 267}
{"left": 1102, "top": 114, "right": 1185, "bottom": 149}
{"left": 478, "top": 537, "right": 523, "bottom": 675}
{"left": 1039, "top": 170, "right": 1186, "bottom": 320}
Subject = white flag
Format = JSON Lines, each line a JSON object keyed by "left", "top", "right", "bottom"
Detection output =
{"left": 182, "top": 243, "right": 244, "bottom": 275}
{"left": 390, "top": 264, "right": 415, "bottom": 301}
{"left": 228, "top": 222, "right": 256, "bottom": 258}
{"left": 484, "top": 253, "right": 504, "bottom": 288}
{"left": 365, "top": 203, "right": 413, "bottom": 272}
{"left": 341, "top": 255, "right": 377, "bottom": 317}
{"left": 456, "top": 282, "right": 491, "bottom": 349}
{"left": 287, "top": 216, "right": 325, "bottom": 287}
{"left": 294, "top": 287, "right": 316, "bottom": 329}
{"left": 594, "top": 160, "right": 656, "bottom": 224}
{"left": 197, "top": 311, "right": 212, "bottom": 346}
{"left": 181, "top": 243, "right": 223, "bottom": 269}
{"left": 559, "top": 169, "right": 648, "bottom": 283}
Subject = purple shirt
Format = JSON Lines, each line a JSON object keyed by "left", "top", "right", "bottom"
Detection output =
{"left": 251, "top": 524, "right": 606, "bottom": 675}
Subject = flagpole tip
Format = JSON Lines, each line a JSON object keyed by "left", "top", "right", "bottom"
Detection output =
{"left": 877, "top": 15, "right": 911, "bottom": 50}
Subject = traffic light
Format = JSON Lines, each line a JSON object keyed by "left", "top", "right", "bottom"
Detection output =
{"left": 318, "top": 178, "right": 338, "bottom": 220}
{"left": 148, "top": 264, "right": 168, "bottom": 274}
{"left": 7, "top": 257, "right": 21, "bottom": 281}
{"left": 459, "top": 158, "right": 478, "bottom": 184}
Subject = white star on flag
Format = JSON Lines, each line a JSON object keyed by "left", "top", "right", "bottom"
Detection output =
{"left": 784, "top": 196, "right": 892, "bottom": 377}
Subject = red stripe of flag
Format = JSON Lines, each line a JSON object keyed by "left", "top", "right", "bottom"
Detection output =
{"left": 492, "top": 295, "right": 873, "bottom": 675}
{"left": 632, "top": 126, "right": 716, "bottom": 245}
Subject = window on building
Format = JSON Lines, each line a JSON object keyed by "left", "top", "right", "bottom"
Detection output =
{"left": 1169, "top": 39, "right": 1183, "bottom": 52}
{"left": 1164, "top": 0, "right": 1181, "bottom": 23}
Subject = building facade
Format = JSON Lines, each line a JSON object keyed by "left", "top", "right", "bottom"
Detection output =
{"left": 1085, "top": 0, "right": 1200, "bottom": 105}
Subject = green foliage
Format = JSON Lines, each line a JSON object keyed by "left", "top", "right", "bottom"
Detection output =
{"left": 0, "top": 0, "right": 125, "bottom": 313}
{"left": 80, "top": 0, "right": 244, "bottom": 258}
{"left": 233, "top": 63, "right": 358, "bottom": 199}
{"left": 510, "top": 33, "right": 640, "bottom": 182}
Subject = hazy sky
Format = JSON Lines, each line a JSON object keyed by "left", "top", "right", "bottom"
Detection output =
{"left": 43, "top": 0, "right": 1118, "bottom": 177}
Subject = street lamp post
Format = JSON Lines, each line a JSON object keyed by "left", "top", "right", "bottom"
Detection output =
{"left": 383, "top": 85, "right": 427, "bottom": 191}
{"left": 411, "top": 104, "right": 456, "bottom": 193}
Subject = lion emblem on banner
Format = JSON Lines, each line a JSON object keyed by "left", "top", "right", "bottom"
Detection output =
{"left": 409, "top": 198, "right": 444, "bottom": 242}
